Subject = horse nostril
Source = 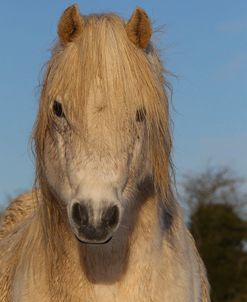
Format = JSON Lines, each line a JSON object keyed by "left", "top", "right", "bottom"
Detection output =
{"left": 72, "top": 202, "right": 89, "bottom": 226}
{"left": 104, "top": 205, "right": 119, "bottom": 228}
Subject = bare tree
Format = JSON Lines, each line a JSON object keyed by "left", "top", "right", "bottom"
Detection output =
{"left": 181, "top": 166, "right": 247, "bottom": 217}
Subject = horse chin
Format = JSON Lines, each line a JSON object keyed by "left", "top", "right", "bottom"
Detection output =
{"left": 74, "top": 234, "right": 113, "bottom": 245}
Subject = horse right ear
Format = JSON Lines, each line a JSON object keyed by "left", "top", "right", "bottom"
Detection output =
{"left": 126, "top": 7, "right": 152, "bottom": 49}
{"left": 58, "top": 4, "right": 83, "bottom": 45}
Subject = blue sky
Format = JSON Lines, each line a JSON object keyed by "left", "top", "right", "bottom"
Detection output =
{"left": 0, "top": 1, "right": 246, "bottom": 206}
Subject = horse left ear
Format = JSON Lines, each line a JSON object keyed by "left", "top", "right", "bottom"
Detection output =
{"left": 126, "top": 7, "right": 152, "bottom": 49}
{"left": 58, "top": 4, "right": 83, "bottom": 45}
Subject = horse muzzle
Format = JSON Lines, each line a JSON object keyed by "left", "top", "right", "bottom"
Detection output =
{"left": 70, "top": 201, "right": 120, "bottom": 244}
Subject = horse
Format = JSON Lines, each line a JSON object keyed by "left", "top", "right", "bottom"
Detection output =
{"left": 0, "top": 5, "right": 210, "bottom": 301}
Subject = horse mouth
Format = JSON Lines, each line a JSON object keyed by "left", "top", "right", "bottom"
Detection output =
{"left": 75, "top": 235, "right": 113, "bottom": 245}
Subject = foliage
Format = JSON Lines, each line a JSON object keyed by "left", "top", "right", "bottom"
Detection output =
{"left": 182, "top": 167, "right": 247, "bottom": 302}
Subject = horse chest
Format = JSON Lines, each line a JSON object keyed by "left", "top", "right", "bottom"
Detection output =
{"left": 88, "top": 264, "right": 166, "bottom": 302}
{"left": 12, "top": 251, "right": 198, "bottom": 302}
{"left": 91, "top": 282, "right": 156, "bottom": 302}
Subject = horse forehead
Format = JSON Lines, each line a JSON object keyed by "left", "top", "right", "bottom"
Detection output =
{"left": 91, "top": 75, "right": 104, "bottom": 95}
{"left": 84, "top": 79, "right": 106, "bottom": 111}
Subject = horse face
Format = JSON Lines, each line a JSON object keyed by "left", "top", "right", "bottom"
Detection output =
{"left": 36, "top": 6, "right": 161, "bottom": 244}
{"left": 43, "top": 95, "right": 150, "bottom": 244}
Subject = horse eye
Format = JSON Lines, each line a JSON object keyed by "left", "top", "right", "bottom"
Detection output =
{"left": 136, "top": 108, "right": 146, "bottom": 122}
{"left": 53, "top": 101, "right": 64, "bottom": 117}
